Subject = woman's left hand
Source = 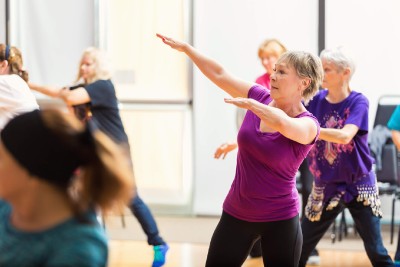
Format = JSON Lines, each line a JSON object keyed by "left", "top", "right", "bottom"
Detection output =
{"left": 156, "top": 33, "right": 187, "bottom": 52}
{"left": 224, "top": 97, "right": 253, "bottom": 109}
{"left": 58, "top": 87, "right": 69, "bottom": 99}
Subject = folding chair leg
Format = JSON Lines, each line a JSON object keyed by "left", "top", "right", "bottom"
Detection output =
{"left": 121, "top": 213, "right": 126, "bottom": 228}
{"left": 331, "top": 220, "right": 337, "bottom": 243}
{"left": 339, "top": 211, "right": 347, "bottom": 241}
{"left": 338, "top": 219, "right": 343, "bottom": 241}
{"left": 391, "top": 196, "right": 396, "bottom": 244}
{"left": 342, "top": 212, "right": 348, "bottom": 237}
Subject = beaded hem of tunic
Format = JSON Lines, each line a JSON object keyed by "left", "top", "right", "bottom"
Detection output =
{"left": 305, "top": 182, "right": 382, "bottom": 222}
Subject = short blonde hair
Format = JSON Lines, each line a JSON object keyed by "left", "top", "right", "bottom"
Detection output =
{"left": 258, "top": 39, "right": 287, "bottom": 58}
{"left": 277, "top": 51, "right": 323, "bottom": 105}
{"left": 75, "top": 47, "right": 113, "bottom": 84}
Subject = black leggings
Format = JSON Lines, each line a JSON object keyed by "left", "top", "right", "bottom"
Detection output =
{"left": 206, "top": 212, "right": 302, "bottom": 267}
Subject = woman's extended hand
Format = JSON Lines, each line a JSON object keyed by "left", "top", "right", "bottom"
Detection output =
{"left": 156, "top": 33, "right": 187, "bottom": 52}
{"left": 214, "top": 142, "right": 238, "bottom": 159}
{"left": 224, "top": 97, "right": 253, "bottom": 109}
{"left": 58, "top": 87, "right": 69, "bottom": 99}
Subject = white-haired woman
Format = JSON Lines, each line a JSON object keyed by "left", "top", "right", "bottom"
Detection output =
{"left": 157, "top": 33, "right": 323, "bottom": 267}
{"left": 299, "top": 47, "right": 394, "bottom": 267}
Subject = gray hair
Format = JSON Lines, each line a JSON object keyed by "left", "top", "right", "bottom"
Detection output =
{"left": 277, "top": 51, "right": 323, "bottom": 105}
{"left": 320, "top": 46, "right": 356, "bottom": 80}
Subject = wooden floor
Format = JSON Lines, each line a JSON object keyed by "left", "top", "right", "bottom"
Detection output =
{"left": 105, "top": 214, "right": 397, "bottom": 267}
{"left": 109, "top": 239, "right": 381, "bottom": 267}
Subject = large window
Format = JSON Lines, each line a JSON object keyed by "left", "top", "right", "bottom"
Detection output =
{"left": 100, "top": 0, "right": 191, "bottom": 101}
{"left": 98, "top": 0, "right": 193, "bottom": 212}
{"left": 120, "top": 104, "right": 193, "bottom": 208}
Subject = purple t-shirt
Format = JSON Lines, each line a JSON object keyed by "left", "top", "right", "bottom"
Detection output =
{"left": 223, "top": 85, "right": 319, "bottom": 222}
{"left": 306, "top": 90, "right": 376, "bottom": 203}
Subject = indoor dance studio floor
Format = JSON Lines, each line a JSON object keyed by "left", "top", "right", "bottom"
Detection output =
{"left": 105, "top": 213, "right": 397, "bottom": 267}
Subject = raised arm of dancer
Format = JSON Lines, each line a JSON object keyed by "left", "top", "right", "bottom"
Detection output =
{"left": 157, "top": 33, "right": 253, "bottom": 98}
{"left": 225, "top": 97, "right": 318, "bottom": 145}
{"left": 318, "top": 124, "right": 359, "bottom": 144}
{"left": 28, "top": 82, "right": 63, "bottom": 98}
{"left": 29, "top": 82, "right": 90, "bottom": 106}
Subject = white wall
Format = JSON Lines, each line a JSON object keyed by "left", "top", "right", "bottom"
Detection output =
{"left": 9, "top": 0, "right": 95, "bottom": 86}
{"left": 0, "top": 0, "right": 5, "bottom": 42}
{"left": 192, "top": 0, "right": 319, "bottom": 215}
{"left": 325, "top": 0, "right": 400, "bottom": 128}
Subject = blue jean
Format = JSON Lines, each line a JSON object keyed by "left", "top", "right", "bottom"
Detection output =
{"left": 395, "top": 228, "right": 400, "bottom": 261}
{"left": 299, "top": 198, "right": 394, "bottom": 267}
{"left": 121, "top": 143, "right": 166, "bottom": 246}
{"left": 129, "top": 194, "right": 165, "bottom": 246}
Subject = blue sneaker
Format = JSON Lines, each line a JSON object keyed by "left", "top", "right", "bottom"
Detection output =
{"left": 152, "top": 244, "right": 169, "bottom": 267}
{"left": 394, "top": 260, "right": 400, "bottom": 267}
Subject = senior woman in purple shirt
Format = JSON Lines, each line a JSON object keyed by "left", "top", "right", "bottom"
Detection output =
{"left": 157, "top": 33, "right": 323, "bottom": 267}
{"left": 299, "top": 47, "right": 394, "bottom": 267}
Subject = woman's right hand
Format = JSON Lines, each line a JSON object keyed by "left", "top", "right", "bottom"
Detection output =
{"left": 156, "top": 33, "right": 253, "bottom": 99}
{"left": 58, "top": 87, "right": 69, "bottom": 99}
{"left": 28, "top": 82, "right": 65, "bottom": 98}
{"left": 214, "top": 142, "right": 238, "bottom": 159}
{"left": 156, "top": 33, "right": 187, "bottom": 52}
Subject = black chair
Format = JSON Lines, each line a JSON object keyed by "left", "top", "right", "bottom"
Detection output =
{"left": 373, "top": 95, "right": 400, "bottom": 129}
{"left": 371, "top": 95, "right": 400, "bottom": 244}
{"left": 330, "top": 209, "right": 358, "bottom": 243}
{"left": 376, "top": 143, "right": 399, "bottom": 244}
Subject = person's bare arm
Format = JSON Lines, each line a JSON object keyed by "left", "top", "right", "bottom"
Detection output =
{"left": 318, "top": 124, "right": 359, "bottom": 144}
{"left": 224, "top": 97, "right": 318, "bottom": 145}
{"left": 157, "top": 33, "right": 254, "bottom": 98}
{"left": 28, "top": 82, "right": 63, "bottom": 98}
{"left": 59, "top": 87, "right": 91, "bottom": 105}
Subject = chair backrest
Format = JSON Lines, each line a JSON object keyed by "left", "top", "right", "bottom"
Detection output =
{"left": 373, "top": 95, "right": 400, "bottom": 127}
{"left": 373, "top": 95, "right": 400, "bottom": 185}
{"left": 376, "top": 144, "right": 399, "bottom": 184}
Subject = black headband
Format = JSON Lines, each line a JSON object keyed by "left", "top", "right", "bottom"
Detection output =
{"left": 1, "top": 110, "right": 88, "bottom": 188}
{"left": 5, "top": 45, "right": 10, "bottom": 60}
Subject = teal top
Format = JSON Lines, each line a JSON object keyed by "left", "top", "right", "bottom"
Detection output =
{"left": 0, "top": 200, "right": 108, "bottom": 267}
{"left": 388, "top": 105, "right": 400, "bottom": 131}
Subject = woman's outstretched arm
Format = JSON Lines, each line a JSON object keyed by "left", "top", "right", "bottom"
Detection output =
{"left": 225, "top": 97, "right": 318, "bottom": 145}
{"left": 157, "top": 33, "right": 254, "bottom": 98}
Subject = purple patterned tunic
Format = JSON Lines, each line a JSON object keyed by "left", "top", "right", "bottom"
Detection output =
{"left": 305, "top": 90, "right": 381, "bottom": 221}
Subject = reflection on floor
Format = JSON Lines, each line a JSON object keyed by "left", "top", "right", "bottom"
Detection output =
{"left": 105, "top": 214, "right": 397, "bottom": 267}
